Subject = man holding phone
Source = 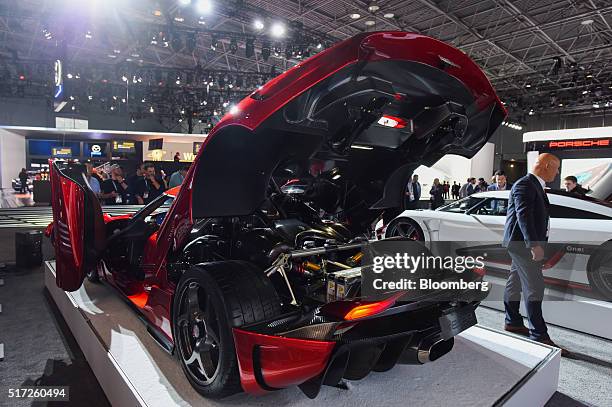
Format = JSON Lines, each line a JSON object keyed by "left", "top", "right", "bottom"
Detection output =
{"left": 101, "top": 167, "right": 129, "bottom": 205}
{"left": 134, "top": 163, "right": 166, "bottom": 205}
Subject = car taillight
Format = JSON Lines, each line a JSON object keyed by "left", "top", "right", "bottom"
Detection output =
{"left": 343, "top": 291, "right": 405, "bottom": 320}
{"left": 322, "top": 291, "right": 405, "bottom": 321}
{"left": 377, "top": 115, "right": 407, "bottom": 129}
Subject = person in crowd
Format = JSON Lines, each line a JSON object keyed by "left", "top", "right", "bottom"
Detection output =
{"left": 101, "top": 166, "right": 129, "bottom": 205}
{"left": 451, "top": 181, "right": 460, "bottom": 200}
{"left": 476, "top": 177, "right": 488, "bottom": 192}
{"left": 488, "top": 170, "right": 511, "bottom": 191}
{"left": 502, "top": 153, "right": 568, "bottom": 356}
{"left": 458, "top": 178, "right": 470, "bottom": 198}
{"left": 405, "top": 174, "right": 421, "bottom": 210}
{"left": 18, "top": 168, "right": 29, "bottom": 194}
{"left": 135, "top": 163, "right": 166, "bottom": 204}
{"left": 563, "top": 175, "right": 588, "bottom": 196}
{"left": 429, "top": 178, "right": 445, "bottom": 209}
{"left": 443, "top": 181, "right": 450, "bottom": 199}
{"left": 169, "top": 166, "right": 189, "bottom": 188}
{"left": 128, "top": 163, "right": 145, "bottom": 204}
{"left": 173, "top": 152, "right": 181, "bottom": 162}
{"left": 466, "top": 177, "right": 478, "bottom": 196}
{"left": 84, "top": 163, "right": 101, "bottom": 196}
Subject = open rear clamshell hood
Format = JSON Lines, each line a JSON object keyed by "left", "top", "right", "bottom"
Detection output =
{"left": 188, "top": 32, "right": 506, "bottom": 219}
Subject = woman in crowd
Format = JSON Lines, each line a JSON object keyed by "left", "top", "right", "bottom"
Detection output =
{"left": 429, "top": 178, "right": 445, "bottom": 209}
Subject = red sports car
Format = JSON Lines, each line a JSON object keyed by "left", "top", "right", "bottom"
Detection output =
{"left": 48, "top": 32, "right": 505, "bottom": 399}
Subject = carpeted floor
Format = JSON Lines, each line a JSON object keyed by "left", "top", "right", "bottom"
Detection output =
{"left": 0, "top": 229, "right": 109, "bottom": 407}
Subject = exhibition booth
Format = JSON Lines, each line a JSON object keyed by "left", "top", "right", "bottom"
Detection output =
{"left": 45, "top": 261, "right": 561, "bottom": 407}
{"left": 524, "top": 126, "right": 612, "bottom": 200}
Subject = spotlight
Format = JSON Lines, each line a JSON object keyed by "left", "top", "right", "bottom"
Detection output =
{"left": 174, "top": 15, "right": 185, "bottom": 23}
{"left": 350, "top": 13, "right": 360, "bottom": 19}
{"left": 66, "top": 73, "right": 73, "bottom": 79}
{"left": 365, "top": 20, "right": 376, "bottom": 26}
{"left": 69, "top": 95, "right": 75, "bottom": 100}
{"left": 198, "top": 17, "right": 206, "bottom": 25}
{"left": 593, "top": 102, "right": 600, "bottom": 108}
{"left": 178, "top": 0, "right": 191, "bottom": 5}
{"left": 149, "top": 106, "right": 154, "bottom": 113}
{"left": 316, "top": 43, "right": 322, "bottom": 49}
{"left": 245, "top": 38, "right": 255, "bottom": 58}
{"left": 270, "top": 22, "right": 285, "bottom": 38}
{"left": 229, "top": 38, "right": 238, "bottom": 54}
{"left": 85, "top": 31, "right": 92, "bottom": 39}
{"left": 121, "top": 98, "right": 126, "bottom": 103}
{"left": 71, "top": 105, "right": 76, "bottom": 111}
{"left": 88, "top": 95, "right": 93, "bottom": 100}
{"left": 196, "top": 0, "right": 212, "bottom": 15}
{"left": 210, "top": 36, "right": 218, "bottom": 51}
{"left": 181, "top": 108, "right": 185, "bottom": 114}
{"left": 131, "top": 115, "right": 136, "bottom": 124}
{"left": 253, "top": 20, "right": 264, "bottom": 30}
{"left": 368, "top": 4, "right": 380, "bottom": 12}
{"left": 122, "top": 75, "right": 128, "bottom": 82}
{"left": 383, "top": 13, "right": 394, "bottom": 18}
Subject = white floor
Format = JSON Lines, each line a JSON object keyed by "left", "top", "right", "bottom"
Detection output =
{"left": 45, "top": 262, "right": 560, "bottom": 407}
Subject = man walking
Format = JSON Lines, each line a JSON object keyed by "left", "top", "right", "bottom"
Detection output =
{"left": 502, "top": 153, "right": 568, "bottom": 355}
{"left": 404, "top": 174, "right": 421, "bottom": 209}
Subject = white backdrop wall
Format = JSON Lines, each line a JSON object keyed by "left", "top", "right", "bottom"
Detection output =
{"left": 414, "top": 142, "right": 495, "bottom": 194}
{"left": 0, "top": 129, "right": 27, "bottom": 189}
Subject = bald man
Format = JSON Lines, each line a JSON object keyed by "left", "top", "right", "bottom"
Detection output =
{"left": 501, "top": 153, "right": 568, "bottom": 355}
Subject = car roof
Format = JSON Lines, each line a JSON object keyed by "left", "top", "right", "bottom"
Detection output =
{"left": 471, "top": 189, "right": 612, "bottom": 215}
{"left": 471, "top": 190, "right": 509, "bottom": 199}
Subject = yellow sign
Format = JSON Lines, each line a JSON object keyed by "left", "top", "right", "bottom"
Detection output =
{"left": 113, "top": 141, "right": 136, "bottom": 151}
{"left": 52, "top": 147, "right": 72, "bottom": 157}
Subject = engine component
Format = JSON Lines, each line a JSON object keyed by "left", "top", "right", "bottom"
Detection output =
{"left": 326, "top": 267, "right": 362, "bottom": 302}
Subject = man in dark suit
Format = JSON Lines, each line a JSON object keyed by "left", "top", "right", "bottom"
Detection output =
{"left": 502, "top": 153, "right": 568, "bottom": 355}
{"left": 404, "top": 174, "right": 421, "bottom": 209}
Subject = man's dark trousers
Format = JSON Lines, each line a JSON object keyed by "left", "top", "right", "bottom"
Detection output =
{"left": 504, "top": 244, "right": 548, "bottom": 340}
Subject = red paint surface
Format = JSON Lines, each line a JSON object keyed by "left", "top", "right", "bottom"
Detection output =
{"left": 50, "top": 163, "right": 87, "bottom": 291}
{"left": 233, "top": 328, "right": 335, "bottom": 394}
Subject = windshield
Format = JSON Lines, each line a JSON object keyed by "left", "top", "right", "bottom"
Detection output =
{"left": 437, "top": 196, "right": 482, "bottom": 213}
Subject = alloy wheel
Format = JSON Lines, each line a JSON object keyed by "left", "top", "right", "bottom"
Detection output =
{"left": 176, "top": 281, "right": 221, "bottom": 384}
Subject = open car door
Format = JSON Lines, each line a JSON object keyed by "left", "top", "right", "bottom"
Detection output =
{"left": 49, "top": 161, "right": 105, "bottom": 291}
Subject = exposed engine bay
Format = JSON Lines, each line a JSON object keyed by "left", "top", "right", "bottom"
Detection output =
{"left": 177, "top": 172, "right": 371, "bottom": 309}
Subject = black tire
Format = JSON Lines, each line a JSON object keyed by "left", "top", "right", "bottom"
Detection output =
{"left": 587, "top": 241, "right": 612, "bottom": 301}
{"left": 384, "top": 217, "right": 425, "bottom": 241}
{"left": 172, "top": 261, "right": 281, "bottom": 398}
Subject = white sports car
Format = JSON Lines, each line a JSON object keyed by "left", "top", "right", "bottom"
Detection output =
{"left": 381, "top": 190, "right": 612, "bottom": 300}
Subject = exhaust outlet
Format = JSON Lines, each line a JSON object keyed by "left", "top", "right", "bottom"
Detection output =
{"left": 399, "top": 336, "right": 455, "bottom": 365}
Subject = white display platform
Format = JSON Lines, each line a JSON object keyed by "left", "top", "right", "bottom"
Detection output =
{"left": 45, "top": 261, "right": 560, "bottom": 407}
{"left": 483, "top": 274, "right": 612, "bottom": 340}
